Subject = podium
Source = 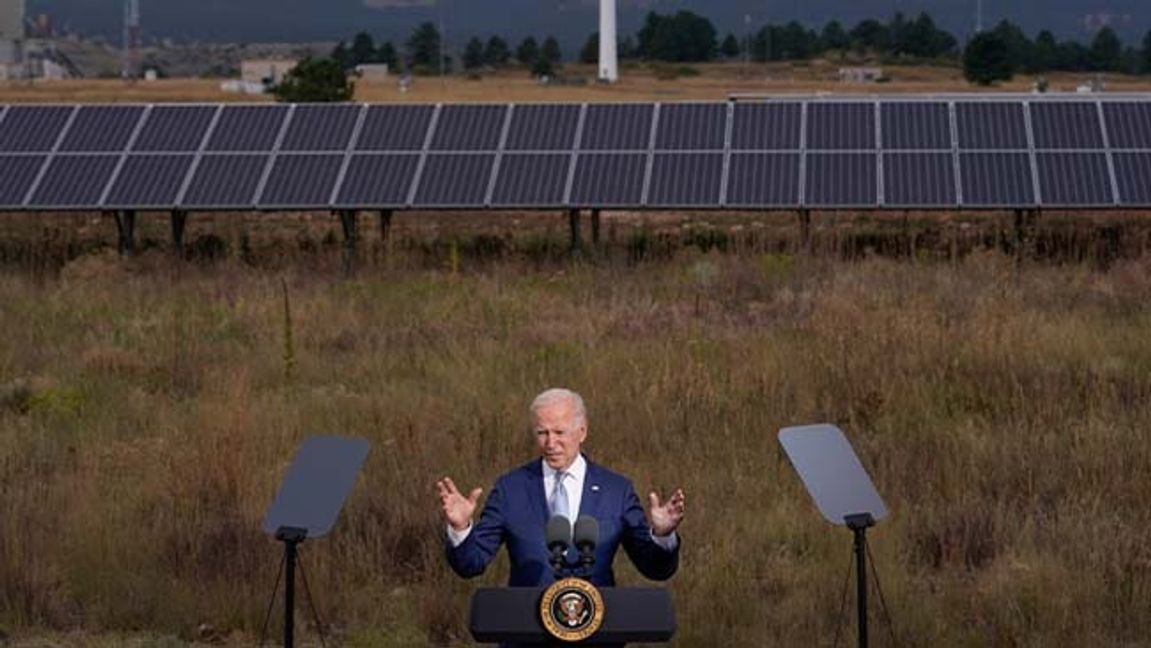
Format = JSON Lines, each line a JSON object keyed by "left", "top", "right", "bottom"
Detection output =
{"left": 470, "top": 587, "right": 675, "bottom": 645}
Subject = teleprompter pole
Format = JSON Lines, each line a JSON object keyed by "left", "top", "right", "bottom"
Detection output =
{"left": 276, "top": 526, "right": 307, "bottom": 648}
{"left": 845, "top": 513, "right": 875, "bottom": 648}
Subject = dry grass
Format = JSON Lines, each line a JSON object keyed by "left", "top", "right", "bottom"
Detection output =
{"left": 2, "top": 62, "right": 1149, "bottom": 104}
{"left": 2, "top": 219, "right": 1151, "bottom": 645}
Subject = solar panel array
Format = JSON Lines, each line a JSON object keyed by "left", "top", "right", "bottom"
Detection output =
{"left": 2, "top": 98, "right": 1151, "bottom": 211}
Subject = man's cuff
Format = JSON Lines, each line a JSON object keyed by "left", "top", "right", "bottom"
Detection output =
{"left": 446, "top": 522, "right": 473, "bottom": 547}
{"left": 650, "top": 530, "right": 679, "bottom": 551}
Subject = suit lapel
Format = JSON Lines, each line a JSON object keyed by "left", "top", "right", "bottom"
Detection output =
{"left": 526, "top": 461, "right": 549, "bottom": 525}
{"left": 579, "top": 460, "right": 603, "bottom": 520}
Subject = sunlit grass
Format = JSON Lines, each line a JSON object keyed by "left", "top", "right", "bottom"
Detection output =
{"left": 2, "top": 227, "right": 1151, "bottom": 645}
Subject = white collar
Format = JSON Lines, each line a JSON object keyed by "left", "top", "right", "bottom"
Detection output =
{"left": 542, "top": 453, "right": 587, "bottom": 483}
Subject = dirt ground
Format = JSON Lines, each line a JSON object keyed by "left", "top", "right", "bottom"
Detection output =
{"left": 1, "top": 61, "right": 1149, "bottom": 104}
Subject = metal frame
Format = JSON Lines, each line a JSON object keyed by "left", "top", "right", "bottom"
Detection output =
{"left": 2, "top": 96, "right": 1151, "bottom": 213}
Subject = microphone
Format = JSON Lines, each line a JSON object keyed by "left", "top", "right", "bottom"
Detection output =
{"left": 545, "top": 515, "right": 571, "bottom": 576}
{"left": 573, "top": 515, "right": 599, "bottom": 573}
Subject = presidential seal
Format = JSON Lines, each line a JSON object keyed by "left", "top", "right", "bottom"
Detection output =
{"left": 539, "top": 577, "right": 605, "bottom": 642}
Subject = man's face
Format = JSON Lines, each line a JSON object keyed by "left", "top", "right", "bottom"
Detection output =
{"left": 533, "top": 399, "right": 586, "bottom": 471}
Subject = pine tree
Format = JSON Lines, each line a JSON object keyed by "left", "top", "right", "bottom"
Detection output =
{"left": 517, "top": 37, "right": 540, "bottom": 66}
{"left": 720, "top": 33, "right": 741, "bottom": 59}
{"left": 963, "top": 32, "right": 1014, "bottom": 86}
{"left": 463, "top": 37, "right": 485, "bottom": 70}
{"left": 483, "top": 36, "right": 511, "bottom": 66}
{"left": 272, "top": 57, "right": 355, "bottom": 102}
{"left": 580, "top": 33, "right": 599, "bottom": 64}
{"left": 541, "top": 36, "right": 563, "bottom": 64}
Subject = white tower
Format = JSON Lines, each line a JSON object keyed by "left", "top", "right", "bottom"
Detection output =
{"left": 598, "top": 0, "right": 618, "bottom": 83}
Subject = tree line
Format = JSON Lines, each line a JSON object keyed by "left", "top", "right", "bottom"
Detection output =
{"left": 272, "top": 12, "right": 1151, "bottom": 100}
{"left": 327, "top": 12, "right": 1151, "bottom": 75}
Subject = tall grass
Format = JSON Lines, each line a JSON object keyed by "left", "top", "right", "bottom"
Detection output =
{"left": 2, "top": 220, "right": 1151, "bottom": 645}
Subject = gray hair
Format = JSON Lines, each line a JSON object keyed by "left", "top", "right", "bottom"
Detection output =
{"left": 530, "top": 388, "right": 587, "bottom": 428}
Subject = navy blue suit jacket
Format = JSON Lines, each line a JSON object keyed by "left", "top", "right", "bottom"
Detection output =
{"left": 446, "top": 459, "right": 679, "bottom": 587}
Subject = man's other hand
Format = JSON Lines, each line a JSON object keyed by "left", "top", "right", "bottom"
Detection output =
{"left": 437, "top": 476, "right": 482, "bottom": 532}
{"left": 648, "top": 488, "right": 686, "bottom": 537}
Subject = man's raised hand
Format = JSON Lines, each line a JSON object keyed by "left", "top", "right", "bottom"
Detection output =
{"left": 437, "top": 476, "right": 482, "bottom": 532}
{"left": 648, "top": 488, "right": 686, "bottom": 537}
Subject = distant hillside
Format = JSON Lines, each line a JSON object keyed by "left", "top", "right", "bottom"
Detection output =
{"left": 26, "top": 0, "right": 1151, "bottom": 54}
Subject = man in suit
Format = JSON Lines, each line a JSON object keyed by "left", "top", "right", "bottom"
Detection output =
{"left": 436, "top": 388, "right": 686, "bottom": 587}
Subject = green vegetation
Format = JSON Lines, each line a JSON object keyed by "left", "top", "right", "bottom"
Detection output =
{"left": 964, "top": 32, "right": 1015, "bottom": 86}
{"left": 270, "top": 57, "right": 354, "bottom": 103}
{"left": 3, "top": 214, "right": 1151, "bottom": 644}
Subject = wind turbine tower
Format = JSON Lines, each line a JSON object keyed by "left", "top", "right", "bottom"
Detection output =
{"left": 122, "top": 0, "right": 140, "bottom": 78}
{"left": 598, "top": 0, "right": 618, "bottom": 83}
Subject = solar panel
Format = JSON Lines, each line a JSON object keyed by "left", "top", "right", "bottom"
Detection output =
{"left": 655, "top": 103, "right": 727, "bottom": 151}
{"left": 1034, "top": 152, "right": 1112, "bottom": 205}
{"left": 0, "top": 106, "right": 74, "bottom": 152}
{"left": 731, "top": 102, "right": 802, "bottom": 150}
{"left": 181, "top": 155, "right": 268, "bottom": 207}
{"left": 579, "top": 104, "right": 654, "bottom": 151}
{"left": 206, "top": 105, "right": 290, "bottom": 152}
{"left": 412, "top": 154, "right": 495, "bottom": 206}
{"left": 58, "top": 105, "right": 146, "bottom": 152}
{"left": 356, "top": 105, "right": 435, "bottom": 151}
{"left": 504, "top": 104, "right": 582, "bottom": 151}
{"left": 959, "top": 152, "right": 1034, "bottom": 206}
{"left": 133, "top": 105, "right": 218, "bottom": 152}
{"left": 490, "top": 153, "right": 571, "bottom": 206}
{"left": 334, "top": 154, "right": 420, "bottom": 207}
{"left": 104, "top": 155, "right": 195, "bottom": 208}
{"left": 27, "top": 155, "right": 120, "bottom": 207}
{"left": 806, "top": 103, "right": 875, "bottom": 150}
{"left": 725, "top": 153, "right": 800, "bottom": 206}
{"left": 569, "top": 153, "right": 647, "bottom": 206}
{"left": 881, "top": 103, "right": 951, "bottom": 150}
{"left": 280, "top": 105, "right": 361, "bottom": 152}
{"left": 1113, "top": 153, "right": 1151, "bottom": 206}
{"left": 883, "top": 153, "right": 956, "bottom": 206}
{"left": 430, "top": 104, "right": 507, "bottom": 151}
{"left": 259, "top": 154, "right": 344, "bottom": 207}
{"left": 805, "top": 153, "right": 877, "bottom": 206}
{"left": 1029, "top": 102, "right": 1104, "bottom": 150}
{"left": 1102, "top": 103, "right": 1151, "bottom": 150}
{"left": 647, "top": 153, "right": 723, "bottom": 206}
{"left": 0, "top": 155, "right": 46, "bottom": 207}
{"left": 956, "top": 102, "right": 1028, "bottom": 150}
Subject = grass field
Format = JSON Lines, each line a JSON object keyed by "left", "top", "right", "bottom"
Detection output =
{"left": 2, "top": 215, "right": 1151, "bottom": 646}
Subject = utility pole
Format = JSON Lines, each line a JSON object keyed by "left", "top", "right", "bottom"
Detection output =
{"left": 122, "top": 0, "right": 140, "bottom": 79}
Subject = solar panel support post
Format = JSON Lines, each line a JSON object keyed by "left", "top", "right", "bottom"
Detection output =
{"left": 568, "top": 209, "right": 583, "bottom": 254}
{"left": 591, "top": 209, "right": 602, "bottom": 246}
{"left": 338, "top": 210, "right": 359, "bottom": 274}
{"left": 170, "top": 211, "right": 187, "bottom": 257}
{"left": 113, "top": 210, "right": 137, "bottom": 256}
{"left": 1012, "top": 208, "right": 1037, "bottom": 264}
{"left": 797, "top": 210, "right": 812, "bottom": 254}
{"left": 378, "top": 210, "right": 393, "bottom": 251}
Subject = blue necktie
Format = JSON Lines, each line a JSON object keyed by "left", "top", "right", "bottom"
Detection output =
{"left": 550, "top": 471, "right": 570, "bottom": 519}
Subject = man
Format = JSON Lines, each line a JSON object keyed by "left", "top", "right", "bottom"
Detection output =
{"left": 436, "top": 388, "right": 686, "bottom": 587}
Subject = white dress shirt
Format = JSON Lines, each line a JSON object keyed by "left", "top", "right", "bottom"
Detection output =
{"left": 447, "top": 453, "right": 678, "bottom": 550}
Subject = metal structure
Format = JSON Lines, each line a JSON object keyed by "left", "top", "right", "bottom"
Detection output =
{"left": 0, "top": 94, "right": 1149, "bottom": 256}
{"left": 122, "top": 0, "right": 140, "bottom": 79}
{"left": 598, "top": 0, "right": 618, "bottom": 83}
